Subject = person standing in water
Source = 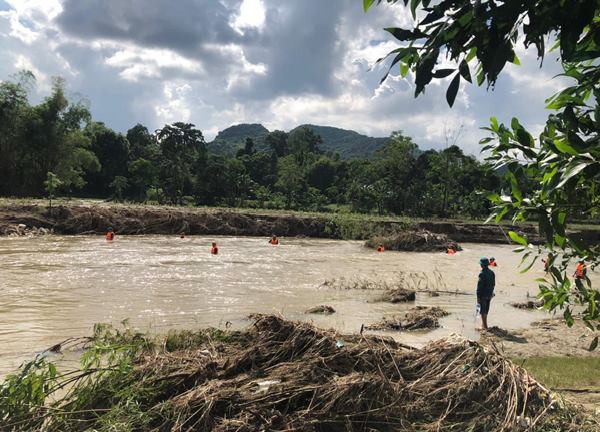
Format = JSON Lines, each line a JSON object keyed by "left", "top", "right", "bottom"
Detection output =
{"left": 106, "top": 227, "right": 115, "bottom": 241}
{"left": 489, "top": 257, "right": 497, "bottom": 267}
{"left": 210, "top": 242, "right": 219, "bottom": 255}
{"left": 542, "top": 252, "right": 552, "bottom": 273}
{"left": 477, "top": 257, "right": 495, "bottom": 330}
{"left": 377, "top": 244, "right": 385, "bottom": 252}
{"left": 269, "top": 235, "right": 279, "bottom": 245}
{"left": 574, "top": 259, "right": 587, "bottom": 280}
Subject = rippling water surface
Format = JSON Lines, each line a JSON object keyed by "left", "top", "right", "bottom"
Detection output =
{"left": 1, "top": 234, "right": 589, "bottom": 376}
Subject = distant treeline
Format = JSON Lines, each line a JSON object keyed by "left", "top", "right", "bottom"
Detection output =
{"left": 0, "top": 72, "right": 501, "bottom": 218}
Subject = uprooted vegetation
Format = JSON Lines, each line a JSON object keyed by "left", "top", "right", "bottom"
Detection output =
{"left": 1, "top": 315, "right": 597, "bottom": 431}
{"left": 304, "top": 305, "right": 336, "bottom": 314}
{"left": 366, "top": 230, "right": 461, "bottom": 252}
{"left": 511, "top": 299, "right": 545, "bottom": 309}
{"left": 366, "top": 306, "right": 450, "bottom": 331}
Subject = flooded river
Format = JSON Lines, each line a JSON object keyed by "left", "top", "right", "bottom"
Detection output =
{"left": 0, "top": 235, "right": 586, "bottom": 376}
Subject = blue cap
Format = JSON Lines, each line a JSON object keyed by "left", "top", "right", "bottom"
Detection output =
{"left": 480, "top": 257, "right": 490, "bottom": 266}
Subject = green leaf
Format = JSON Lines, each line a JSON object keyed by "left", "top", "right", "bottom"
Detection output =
{"left": 410, "top": 0, "right": 420, "bottom": 19}
{"left": 476, "top": 68, "right": 485, "bottom": 86}
{"left": 495, "top": 206, "right": 509, "bottom": 223}
{"left": 459, "top": 59, "right": 472, "bottom": 83}
{"left": 490, "top": 116, "right": 499, "bottom": 132}
{"left": 508, "top": 230, "right": 527, "bottom": 246}
{"left": 554, "top": 139, "right": 579, "bottom": 156}
{"left": 384, "top": 27, "right": 424, "bottom": 41}
{"left": 446, "top": 73, "right": 460, "bottom": 107}
{"left": 466, "top": 47, "right": 477, "bottom": 62}
{"left": 507, "top": 171, "right": 522, "bottom": 202}
{"left": 589, "top": 336, "right": 599, "bottom": 352}
{"left": 363, "top": 0, "right": 376, "bottom": 12}
{"left": 520, "top": 256, "right": 538, "bottom": 273}
{"left": 433, "top": 68, "right": 455, "bottom": 78}
{"left": 556, "top": 161, "right": 590, "bottom": 188}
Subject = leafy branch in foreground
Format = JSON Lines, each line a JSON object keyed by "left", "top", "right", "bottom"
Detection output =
{"left": 367, "top": 0, "right": 600, "bottom": 346}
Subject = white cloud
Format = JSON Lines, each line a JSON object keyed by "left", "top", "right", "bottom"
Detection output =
{"left": 155, "top": 82, "right": 192, "bottom": 124}
{"left": 232, "top": 0, "right": 266, "bottom": 33}
{"left": 104, "top": 46, "right": 205, "bottom": 81}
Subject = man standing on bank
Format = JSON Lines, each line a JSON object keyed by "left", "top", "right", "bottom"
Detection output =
{"left": 477, "top": 257, "right": 495, "bottom": 330}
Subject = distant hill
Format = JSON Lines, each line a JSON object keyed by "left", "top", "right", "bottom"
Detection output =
{"left": 208, "top": 123, "right": 269, "bottom": 155}
{"left": 207, "top": 123, "right": 390, "bottom": 159}
{"left": 290, "top": 124, "right": 389, "bottom": 159}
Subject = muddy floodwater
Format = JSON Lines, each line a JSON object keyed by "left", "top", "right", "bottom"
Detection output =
{"left": 1, "top": 235, "right": 592, "bottom": 376}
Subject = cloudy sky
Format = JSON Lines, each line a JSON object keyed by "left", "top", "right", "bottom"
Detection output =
{"left": 0, "top": 0, "right": 565, "bottom": 155}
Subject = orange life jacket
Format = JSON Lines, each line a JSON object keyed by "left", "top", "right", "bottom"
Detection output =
{"left": 211, "top": 247, "right": 219, "bottom": 255}
{"left": 270, "top": 239, "right": 279, "bottom": 245}
{"left": 377, "top": 246, "right": 384, "bottom": 252}
{"left": 106, "top": 232, "right": 114, "bottom": 241}
{"left": 490, "top": 260, "right": 497, "bottom": 267}
{"left": 447, "top": 248, "right": 455, "bottom": 255}
{"left": 575, "top": 263, "right": 585, "bottom": 279}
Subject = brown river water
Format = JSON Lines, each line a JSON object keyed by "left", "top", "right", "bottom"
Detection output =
{"left": 0, "top": 235, "right": 591, "bottom": 377}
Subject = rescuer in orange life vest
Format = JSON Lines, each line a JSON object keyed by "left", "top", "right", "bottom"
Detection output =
{"left": 210, "top": 242, "right": 219, "bottom": 255}
{"left": 447, "top": 248, "right": 456, "bottom": 255}
{"left": 269, "top": 235, "right": 279, "bottom": 245}
{"left": 377, "top": 244, "right": 385, "bottom": 252}
{"left": 106, "top": 227, "right": 115, "bottom": 241}
{"left": 574, "top": 259, "right": 587, "bottom": 280}
{"left": 489, "top": 257, "right": 497, "bottom": 267}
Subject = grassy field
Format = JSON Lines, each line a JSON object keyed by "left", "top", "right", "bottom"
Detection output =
{"left": 514, "top": 357, "right": 600, "bottom": 390}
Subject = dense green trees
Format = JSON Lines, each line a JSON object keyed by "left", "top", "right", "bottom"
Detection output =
{"left": 1, "top": 71, "right": 501, "bottom": 217}
{"left": 0, "top": 74, "right": 99, "bottom": 196}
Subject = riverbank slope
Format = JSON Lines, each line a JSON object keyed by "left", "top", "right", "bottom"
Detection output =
{"left": 1, "top": 200, "right": 599, "bottom": 243}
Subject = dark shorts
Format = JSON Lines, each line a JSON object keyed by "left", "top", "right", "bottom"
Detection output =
{"left": 479, "top": 298, "right": 492, "bottom": 315}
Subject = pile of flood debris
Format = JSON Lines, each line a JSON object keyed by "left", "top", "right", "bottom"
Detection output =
{"left": 511, "top": 299, "right": 545, "bottom": 309}
{"left": 366, "top": 306, "right": 449, "bottom": 331}
{"left": 1, "top": 315, "right": 596, "bottom": 431}
{"left": 0, "top": 223, "right": 52, "bottom": 236}
{"left": 366, "top": 230, "right": 461, "bottom": 252}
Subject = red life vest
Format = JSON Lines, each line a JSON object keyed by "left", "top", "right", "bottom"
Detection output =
{"left": 575, "top": 263, "right": 585, "bottom": 279}
{"left": 377, "top": 246, "right": 384, "bottom": 252}
{"left": 106, "top": 232, "right": 114, "bottom": 241}
{"left": 490, "top": 260, "right": 497, "bottom": 267}
{"left": 211, "top": 247, "right": 219, "bottom": 255}
{"left": 447, "top": 248, "right": 455, "bottom": 255}
{"left": 270, "top": 239, "right": 279, "bottom": 245}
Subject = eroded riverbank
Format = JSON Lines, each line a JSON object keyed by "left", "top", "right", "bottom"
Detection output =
{"left": 0, "top": 201, "right": 570, "bottom": 243}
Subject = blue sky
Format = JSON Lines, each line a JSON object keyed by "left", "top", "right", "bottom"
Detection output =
{"left": 0, "top": 0, "right": 566, "bottom": 155}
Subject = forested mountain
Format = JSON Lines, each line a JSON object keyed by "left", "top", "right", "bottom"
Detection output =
{"left": 290, "top": 124, "right": 389, "bottom": 159}
{"left": 208, "top": 124, "right": 269, "bottom": 155}
{"left": 208, "top": 123, "right": 389, "bottom": 159}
